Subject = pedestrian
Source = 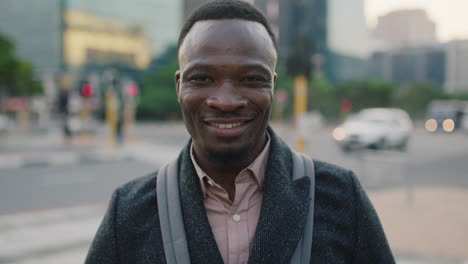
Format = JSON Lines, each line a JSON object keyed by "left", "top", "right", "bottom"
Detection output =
{"left": 57, "top": 87, "right": 72, "bottom": 146}
{"left": 85, "top": 1, "right": 395, "bottom": 263}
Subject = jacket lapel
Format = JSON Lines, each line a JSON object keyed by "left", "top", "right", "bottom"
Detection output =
{"left": 178, "top": 142, "right": 224, "bottom": 264}
{"left": 248, "top": 128, "right": 311, "bottom": 264}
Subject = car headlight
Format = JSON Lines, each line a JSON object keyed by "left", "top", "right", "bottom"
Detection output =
{"left": 443, "top": 119, "right": 455, "bottom": 132}
{"left": 425, "top": 119, "right": 437, "bottom": 132}
{"left": 333, "top": 127, "right": 346, "bottom": 141}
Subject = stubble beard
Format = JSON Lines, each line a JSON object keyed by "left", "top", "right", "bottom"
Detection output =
{"left": 203, "top": 143, "right": 251, "bottom": 166}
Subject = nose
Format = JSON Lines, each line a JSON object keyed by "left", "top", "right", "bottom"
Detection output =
{"left": 206, "top": 82, "right": 247, "bottom": 112}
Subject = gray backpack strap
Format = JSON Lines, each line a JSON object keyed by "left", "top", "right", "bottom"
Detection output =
{"left": 156, "top": 159, "right": 191, "bottom": 264}
{"left": 290, "top": 151, "right": 315, "bottom": 264}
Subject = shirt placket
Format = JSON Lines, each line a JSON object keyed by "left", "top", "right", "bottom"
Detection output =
{"left": 228, "top": 173, "right": 252, "bottom": 264}
{"left": 204, "top": 171, "right": 257, "bottom": 264}
{"left": 204, "top": 182, "right": 231, "bottom": 262}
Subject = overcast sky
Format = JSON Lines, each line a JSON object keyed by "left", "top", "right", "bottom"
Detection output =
{"left": 366, "top": 0, "right": 468, "bottom": 42}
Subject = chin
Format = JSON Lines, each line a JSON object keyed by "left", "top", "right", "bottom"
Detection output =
{"left": 204, "top": 144, "right": 250, "bottom": 164}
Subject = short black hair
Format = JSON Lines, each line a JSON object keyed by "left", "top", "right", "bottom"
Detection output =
{"left": 178, "top": 0, "right": 277, "bottom": 52}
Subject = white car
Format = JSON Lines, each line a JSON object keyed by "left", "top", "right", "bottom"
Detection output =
{"left": 332, "top": 108, "right": 413, "bottom": 152}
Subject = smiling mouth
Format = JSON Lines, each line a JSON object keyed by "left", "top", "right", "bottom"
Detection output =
{"left": 208, "top": 122, "right": 244, "bottom": 129}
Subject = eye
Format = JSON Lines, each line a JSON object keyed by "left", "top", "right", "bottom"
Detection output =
{"left": 241, "top": 75, "right": 269, "bottom": 87}
{"left": 243, "top": 76, "right": 265, "bottom": 82}
{"left": 190, "top": 75, "right": 213, "bottom": 83}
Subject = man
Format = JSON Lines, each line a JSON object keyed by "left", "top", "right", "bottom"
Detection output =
{"left": 86, "top": 1, "right": 395, "bottom": 263}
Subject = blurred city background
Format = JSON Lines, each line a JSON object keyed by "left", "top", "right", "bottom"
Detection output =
{"left": 0, "top": 0, "right": 467, "bottom": 263}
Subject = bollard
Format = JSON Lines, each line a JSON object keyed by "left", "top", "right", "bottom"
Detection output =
{"left": 294, "top": 75, "right": 308, "bottom": 153}
{"left": 106, "top": 90, "right": 118, "bottom": 149}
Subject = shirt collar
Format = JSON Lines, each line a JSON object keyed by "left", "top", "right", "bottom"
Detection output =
{"left": 190, "top": 133, "right": 271, "bottom": 199}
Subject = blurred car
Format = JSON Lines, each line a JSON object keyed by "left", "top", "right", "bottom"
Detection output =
{"left": 424, "top": 100, "right": 468, "bottom": 133}
{"left": 462, "top": 113, "right": 468, "bottom": 132}
{"left": 332, "top": 108, "right": 413, "bottom": 152}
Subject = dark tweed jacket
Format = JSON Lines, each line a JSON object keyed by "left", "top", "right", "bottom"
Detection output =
{"left": 86, "top": 128, "right": 395, "bottom": 264}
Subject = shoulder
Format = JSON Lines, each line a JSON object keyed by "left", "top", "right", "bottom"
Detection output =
{"left": 313, "top": 159, "right": 358, "bottom": 191}
{"left": 116, "top": 171, "right": 158, "bottom": 200}
{"left": 111, "top": 171, "right": 162, "bottom": 243}
{"left": 311, "top": 159, "right": 362, "bottom": 225}
{"left": 102, "top": 171, "right": 168, "bottom": 261}
{"left": 112, "top": 171, "right": 159, "bottom": 222}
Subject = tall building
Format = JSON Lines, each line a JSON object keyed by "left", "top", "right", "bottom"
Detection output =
{"left": 67, "top": 0, "right": 181, "bottom": 56}
{"left": 0, "top": 0, "right": 153, "bottom": 98}
{"left": 326, "top": 0, "right": 369, "bottom": 82}
{"left": 0, "top": 0, "right": 64, "bottom": 76}
{"left": 372, "top": 9, "right": 437, "bottom": 50}
{"left": 369, "top": 45, "right": 446, "bottom": 88}
{"left": 183, "top": 0, "right": 369, "bottom": 83}
{"left": 63, "top": 10, "right": 150, "bottom": 70}
{"left": 446, "top": 40, "right": 468, "bottom": 93}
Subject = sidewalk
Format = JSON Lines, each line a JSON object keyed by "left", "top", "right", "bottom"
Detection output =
{"left": 0, "top": 125, "right": 133, "bottom": 170}
{"left": 369, "top": 187, "right": 468, "bottom": 262}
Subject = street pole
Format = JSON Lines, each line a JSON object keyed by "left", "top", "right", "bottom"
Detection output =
{"left": 106, "top": 89, "right": 118, "bottom": 149}
{"left": 123, "top": 97, "right": 135, "bottom": 144}
{"left": 294, "top": 75, "right": 308, "bottom": 153}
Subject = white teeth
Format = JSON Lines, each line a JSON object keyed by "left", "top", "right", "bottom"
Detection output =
{"left": 210, "top": 122, "right": 243, "bottom": 128}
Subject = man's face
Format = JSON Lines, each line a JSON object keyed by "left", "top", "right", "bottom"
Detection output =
{"left": 176, "top": 19, "right": 277, "bottom": 162}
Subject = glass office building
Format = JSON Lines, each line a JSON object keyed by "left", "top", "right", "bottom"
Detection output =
{"left": 0, "top": 0, "right": 64, "bottom": 76}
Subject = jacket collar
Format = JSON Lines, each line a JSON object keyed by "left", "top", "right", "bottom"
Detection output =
{"left": 178, "top": 127, "right": 310, "bottom": 264}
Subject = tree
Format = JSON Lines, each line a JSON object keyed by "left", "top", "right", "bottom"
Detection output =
{"left": 138, "top": 48, "right": 180, "bottom": 119}
{"left": 0, "top": 32, "right": 43, "bottom": 97}
{"left": 335, "top": 79, "right": 396, "bottom": 112}
{"left": 395, "top": 82, "right": 450, "bottom": 119}
{"left": 451, "top": 92, "right": 468, "bottom": 101}
{"left": 308, "top": 74, "right": 338, "bottom": 119}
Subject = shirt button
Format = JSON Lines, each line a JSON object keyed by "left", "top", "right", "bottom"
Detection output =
{"left": 232, "top": 214, "right": 241, "bottom": 222}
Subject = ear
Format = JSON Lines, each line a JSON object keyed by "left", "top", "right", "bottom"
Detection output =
{"left": 272, "top": 72, "right": 277, "bottom": 97}
{"left": 175, "top": 70, "right": 181, "bottom": 101}
{"left": 273, "top": 72, "right": 277, "bottom": 90}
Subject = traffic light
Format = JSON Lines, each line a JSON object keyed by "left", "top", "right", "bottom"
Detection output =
{"left": 80, "top": 83, "right": 94, "bottom": 97}
{"left": 124, "top": 83, "right": 139, "bottom": 97}
{"left": 340, "top": 99, "right": 352, "bottom": 113}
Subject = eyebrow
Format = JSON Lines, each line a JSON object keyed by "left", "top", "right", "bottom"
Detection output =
{"left": 183, "top": 62, "right": 272, "bottom": 75}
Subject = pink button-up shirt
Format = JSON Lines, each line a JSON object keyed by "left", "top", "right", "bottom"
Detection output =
{"left": 190, "top": 136, "right": 270, "bottom": 264}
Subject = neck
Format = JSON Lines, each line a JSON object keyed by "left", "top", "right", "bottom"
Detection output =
{"left": 193, "top": 133, "right": 267, "bottom": 197}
